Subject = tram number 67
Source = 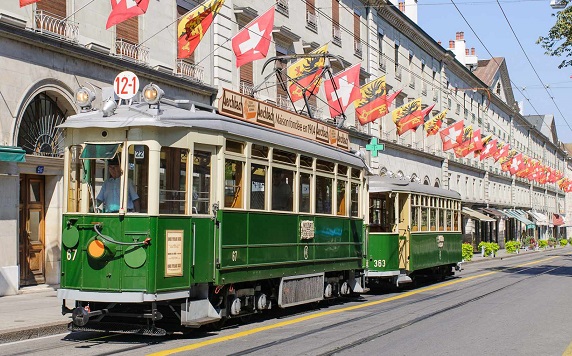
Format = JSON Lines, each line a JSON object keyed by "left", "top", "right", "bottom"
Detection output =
{"left": 373, "top": 259, "right": 386, "bottom": 268}
{"left": 66, "top": 249, "right": 77, "bottom": 261}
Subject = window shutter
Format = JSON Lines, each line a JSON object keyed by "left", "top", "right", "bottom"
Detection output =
{"left": 353, "top": 12, "right": 360, "bottom": 41}
{"left": 116, "top": 16, "right": 139, "bottom": 44}
{"left": 332, "top": 0, "right": 339, "bottom": 25}
{"left": 37, "top": 0, "right": 66, "bottom": 18}
{"left": 240, "top": 62, "right": 253, "bottom": 85}
{"left": 306, "top": 0, "right": 315, "bottom": 14}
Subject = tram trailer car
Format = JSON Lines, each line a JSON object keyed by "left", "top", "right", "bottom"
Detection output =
{"left": 57, "top": 90, "right": 367, "bottom": 335}
{"left": 365, "top": 176, "right": 463, "bottom": 288}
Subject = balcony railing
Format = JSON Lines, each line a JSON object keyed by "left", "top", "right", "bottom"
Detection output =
{"left": 34, "top": 10, "right": 78, "bottom": 43}
{"left": 332, "top": 25, "right": 341, "bottom": 46}
{"left": 175, "top": 59, "right": 204, "bottom": 83}
{"left": 115, "top": 39, "right": 149, "bottom": 65}
{"left": 354, "top": 40, "right": 362, "bottom": 58}
{"left": 277, "top": 0, "right": 289, "bottom": 16}
{"left": 308, "top": 104, "right": 323, "bottom": 119}
{"left": 306, "top": 11, "right": 317, "bottom": 31}
{"left": 240, "top": 81, "right": 255, "bottom": 96}
{"left": 276, "top": 94, "right": 290, "bottom": 110}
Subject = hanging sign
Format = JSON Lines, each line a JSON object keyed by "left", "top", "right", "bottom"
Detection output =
{"left": 218, "top": 89, "right": 349, "bottom": 151}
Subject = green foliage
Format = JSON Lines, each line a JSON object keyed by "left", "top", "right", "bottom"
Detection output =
{"left": 539, "top": 240, "right": 548, "bottom": 249}
{"left": 462, "top": 243, "right": 474, "bottom": 261}
{"left": 524, "top": 236, "right": 536, "bottom": 249}
{"left": 548, "top": 237, "right": 557, "bottom": 247}
{"left": 560, "top": 238, "right": 569, "bottom": 246}
{"left": 505, "top": 240, "right": 521, "bottom": 254}
{"left": 478, "top": 242, "right": 500, "bottom": 257}
{"left": 569, "top": 238, "right": 572, "bottom": 245}
{"left": 537, "top": 5, "right": 572, "bottom": 68}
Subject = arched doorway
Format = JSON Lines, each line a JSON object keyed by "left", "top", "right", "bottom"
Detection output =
{"left": 17, "top": 92, "right": 69, "bottom": 286}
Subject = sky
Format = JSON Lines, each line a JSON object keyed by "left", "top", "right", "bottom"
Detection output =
{"left": 415, "top": 0, "right": 572, "bottom": 143}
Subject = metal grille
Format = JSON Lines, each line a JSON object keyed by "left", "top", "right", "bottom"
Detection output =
{"left": 279, "top": 274, "right": 324, "bottom": 307}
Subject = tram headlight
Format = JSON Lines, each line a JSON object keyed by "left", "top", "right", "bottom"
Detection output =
{"left": 87, "top": 237, "right": 116, "bottom": 261}
{"left": 142, "top": 83, "right": 164, "bottom": 105}
{"left": 75, "top": 87, "right": 95, "bottom": 111}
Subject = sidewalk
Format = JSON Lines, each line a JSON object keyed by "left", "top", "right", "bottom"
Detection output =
{"left": 0, "top": 246, "right": 564, "bottom": 344}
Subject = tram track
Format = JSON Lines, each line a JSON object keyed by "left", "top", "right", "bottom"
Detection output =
{"left": 223, "top": 258, "right": 562, "bottom": 356}
{"left": 315, "top": 264, "right": 563, "bottom": 356}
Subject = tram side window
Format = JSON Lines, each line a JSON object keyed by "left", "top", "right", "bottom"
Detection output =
{"left": 421, "top": 207, "right": 428, "bottom": 231}
{"left": 299, "top": 172, "right": 311, "bottom": 213}
{"left": 225, "top": 160, "right": 244, "bottom": 209}
{"left": 315, "top": 176, "right": 333, "bottom": 214}
{"left": 128, "top": 145, "right": 149, "bottom": 214}
{"left": 159, "top": 147, "right": 188, "bottom": 214}
{"left": 447, "top": 210, "right": 453, "bottom": 231}
{"left": 250, "top": 164, "right": 266, "bottom": 210}
{"left": 430, "top": 208, "right": 436, "bottom": 231}
{"left": 337, "top": 180, "right": 347, "bottom": 216}
{"left": 438, "top": 208, "right": 445, "bottom": 231}
{"left": 272, "top": 168, "right": 293, "bottom": 211}
{"left": 350, "top": 182, "right": 359, "bottom": 217}
{"left": 411, "top": 207, "right": 419, "bottom": 231}
{"left": 454, "top": 209, "right": 460, "bottom": 231}
{"left": 192, "top": 150, "right": 211, "bottom": 214}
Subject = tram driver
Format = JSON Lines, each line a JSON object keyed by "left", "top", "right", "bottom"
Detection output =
{"left": 96, "top": 156, "right": 140, "bottom": 213}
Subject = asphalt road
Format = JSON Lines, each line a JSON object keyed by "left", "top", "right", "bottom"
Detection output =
{"left": 2, "top": 251, "right": 571, "bottom": 356}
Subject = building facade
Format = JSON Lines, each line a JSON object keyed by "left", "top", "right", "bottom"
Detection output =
{"left": 0, "top": 0, "right": 568, "bottom": 295}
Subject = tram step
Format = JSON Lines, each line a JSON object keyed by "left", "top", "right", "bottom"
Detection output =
{"left": 397, "top": 274, "right": 413, "bottom": 285}
{"left": 68, "top": 321, "right": 167, "bottom": 336}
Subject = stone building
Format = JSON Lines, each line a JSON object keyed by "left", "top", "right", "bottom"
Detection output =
{"left": 0, "top": 0, "right": 567, "bottom": 295}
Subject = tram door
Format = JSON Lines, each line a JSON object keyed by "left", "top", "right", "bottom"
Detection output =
{"left": 19, "top": 175, "right": 45, "bottom": 286}
{"left": 397, "top": 193, "right": 410, "bottom": 270}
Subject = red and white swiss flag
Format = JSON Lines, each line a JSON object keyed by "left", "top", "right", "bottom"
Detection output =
{"left": 232, "top": 7, "right": 275, "bottom": 68}
{"left": 439, "top": 120, "right": 464, "bottom": 151}
{"left": 106, "top": 0, "right": 150, "bottom": 30}
{"left": 324, "top": 63, "right": 362, "bottom": 118}
{"left": 509, "top": 153, "right": 524, "bottom": 175}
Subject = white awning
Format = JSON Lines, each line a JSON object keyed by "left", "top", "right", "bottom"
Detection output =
{"left": 528, "top": 211, "right": 549, "bottom": 226}
{"left": 462, "top": 207, "right": 495, "bottom": 222}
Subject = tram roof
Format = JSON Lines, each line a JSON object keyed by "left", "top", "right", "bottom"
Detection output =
{"left": 60, "top": 102, "right": 366, "bottom": 168}
{"left": 368, "top": 176, "right": 461, "bottom": 200}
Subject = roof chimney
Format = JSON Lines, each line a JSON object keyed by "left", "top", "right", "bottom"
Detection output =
{"left": 471, "top": 47, "right": 475, "bottom": 55}
{"left": 437, "top": 40, "right": 442, "bottom": 46}
{"left": 465, "top": 49, "right": 469, "bottom": 55}
{"left": 449, "top": 40, "right": 455, "bottom": 49}
{"left": 455, "top": 32, "right": 460, "bottom": 40}
{"left": 459, "top": 31, "right": 464, "bottom": 40}
{"left": 399, "top": 2, "right": 405, "bottom": 11}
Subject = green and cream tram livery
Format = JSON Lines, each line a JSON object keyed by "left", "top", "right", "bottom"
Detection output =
{"left": 366, "top": 176, "right": 463, "bottom": 287}
{"left": 57, "top": 87, "right": 366, "bottom": 335}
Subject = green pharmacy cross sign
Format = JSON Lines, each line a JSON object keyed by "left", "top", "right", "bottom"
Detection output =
{"left": 366, "top": 137, "right": 385, "bottom": 157}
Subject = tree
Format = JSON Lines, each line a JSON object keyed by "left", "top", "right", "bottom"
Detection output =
{"left": 537, "top": 4, "right": 572, "bottom": 68}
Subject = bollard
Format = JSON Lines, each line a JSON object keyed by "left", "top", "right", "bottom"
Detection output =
{"left": 481, "top": 246, "right": 485, "bottom": 257}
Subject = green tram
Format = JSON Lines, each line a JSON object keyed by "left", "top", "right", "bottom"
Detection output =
{"left": 57, "top": 86, "right": 367, "bottom": 335}
{"left": 365, "top": 176, "right": 463, "bottom": 288}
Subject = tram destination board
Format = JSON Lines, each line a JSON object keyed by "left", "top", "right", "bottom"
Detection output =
{"left": 218, "top": 89, "right": 349, "bottom": 151}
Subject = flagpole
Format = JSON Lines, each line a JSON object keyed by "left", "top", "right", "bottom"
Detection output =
{"left": 62, "top": 0, "right": 95, "bottom": 22}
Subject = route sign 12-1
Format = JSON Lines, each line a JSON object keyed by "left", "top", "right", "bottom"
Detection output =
{"left": 114, "top": 71, "right": 139, "bottom": 100}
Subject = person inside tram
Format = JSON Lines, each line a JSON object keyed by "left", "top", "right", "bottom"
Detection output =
{"left": 96, "top": 156, "right": 140, "bottom": 213}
